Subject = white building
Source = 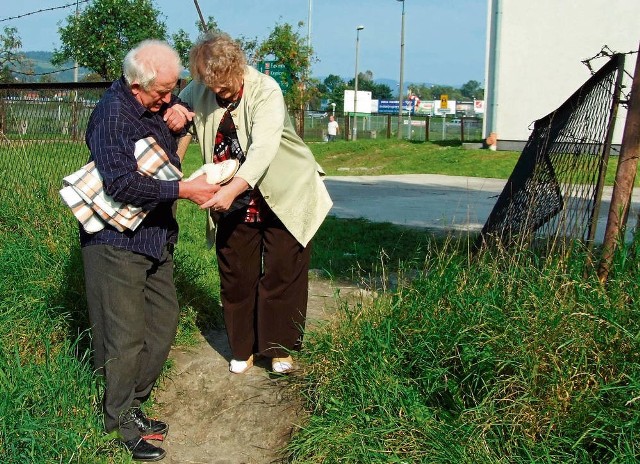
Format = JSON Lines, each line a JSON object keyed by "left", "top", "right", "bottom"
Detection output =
{"left": 483, "top": 0, "right": 639, "bottom": 150}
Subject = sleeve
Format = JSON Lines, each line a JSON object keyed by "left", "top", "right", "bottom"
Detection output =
{"left": 163, "top": 93, "right": 193, "bottom": 137}
{"left": 87, "top": 105, "right": 178, "bottom": 211}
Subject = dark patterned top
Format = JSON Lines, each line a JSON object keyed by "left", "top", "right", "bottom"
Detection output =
{"left": 214, "top": 87, "right": 264, "bottom": 222}
{"left": 80, "top": 77, "right": 186, "bottom": 260}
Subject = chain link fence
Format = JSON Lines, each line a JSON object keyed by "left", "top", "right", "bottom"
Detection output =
{"left": 1, "top": 82, "right": 112, "bottom": 209}
{"left": 1, "top": 81, "right": 484, "bottom": 208}
{"left": 298, "top": 112, "right": 483, "bottom": 143}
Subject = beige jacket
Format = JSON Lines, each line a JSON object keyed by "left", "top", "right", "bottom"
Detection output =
{"left": 179, "top": 66, "right": 333, "bottom": 247}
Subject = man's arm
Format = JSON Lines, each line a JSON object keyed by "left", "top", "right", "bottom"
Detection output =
{"left": 178, "top": 173, "right": 221, "bottom": 205}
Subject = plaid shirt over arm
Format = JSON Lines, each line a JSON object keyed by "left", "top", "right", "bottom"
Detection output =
{"left": 60, "top": 136, "right": 183, "bottom": 233}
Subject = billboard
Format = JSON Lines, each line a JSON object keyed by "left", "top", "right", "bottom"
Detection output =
{"left": 414, "top": 101, "right": 435, "bottom": 116}
{"left": 377, "top": 99, "right": 413, "bottom": 115}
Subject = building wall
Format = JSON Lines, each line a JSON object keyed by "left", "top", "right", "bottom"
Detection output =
{"left": 484, "top": 0, "right": 639, "bottom": 150}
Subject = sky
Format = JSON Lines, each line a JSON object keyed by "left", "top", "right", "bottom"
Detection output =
{"left": 1, "top": 0, "right": 488, "bottom": 87}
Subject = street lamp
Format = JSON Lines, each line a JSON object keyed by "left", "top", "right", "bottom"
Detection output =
{"left": 353, "top": 25, "right": 364, "bottom": 141}
{"left": 396, "top": 0, "right": 405, "bottom": 140}
{"left": 331, "top": 102, "right": 336, "bottom": 116}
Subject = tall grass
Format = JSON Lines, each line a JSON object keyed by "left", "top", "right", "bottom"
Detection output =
{"left": 288, "top": 239, "right": 640, "bottom": 462}
{"left": 0, "top": 147, "right": 222, "bottom": 462}
{"left": 0, "top": 150, "right": 132, "bottom": 462}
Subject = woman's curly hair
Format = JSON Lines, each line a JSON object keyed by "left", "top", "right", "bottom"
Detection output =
{"left": 189, "top": 32, "right": 247, "bottom": 88}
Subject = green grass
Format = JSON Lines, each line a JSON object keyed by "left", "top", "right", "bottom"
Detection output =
{"left": 1, "top": 139, "right": 638, "bottom": 462}
{"left": 305, "top": 138, "right": 636, "bottom": 186}
{"left": 310, "top": 138, "right": 520, "bottom": 178}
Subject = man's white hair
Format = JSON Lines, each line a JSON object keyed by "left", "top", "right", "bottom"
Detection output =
{"left": 123, "top": 40, "right": 182, "bottom": 90}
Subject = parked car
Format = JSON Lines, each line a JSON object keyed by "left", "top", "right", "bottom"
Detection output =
{"left": 308, "top": 111, "right": 328, "bottom": 119}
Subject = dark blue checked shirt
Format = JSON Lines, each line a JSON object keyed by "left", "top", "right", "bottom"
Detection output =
{"left": 80, "top": 77, "right": 187, "bottom": 260}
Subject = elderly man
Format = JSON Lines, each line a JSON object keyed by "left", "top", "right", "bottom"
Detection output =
{"left": 81, "top": 40, "right": 219, "bottom": 461}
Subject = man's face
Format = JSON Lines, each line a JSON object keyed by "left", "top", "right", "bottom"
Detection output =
{"left": 132, "top": 69, "right": 178, "bottom": 112}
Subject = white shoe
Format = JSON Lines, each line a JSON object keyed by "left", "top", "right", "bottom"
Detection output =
{"left": 271, "top": 356, "right": 294, "bottom": 374}
{"left": 229, "top": 354, "right": 253, "bottom": 374}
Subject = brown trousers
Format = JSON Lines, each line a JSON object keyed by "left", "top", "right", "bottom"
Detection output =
{"left": 216, "top": 207, "right": 310, "bottom": 360}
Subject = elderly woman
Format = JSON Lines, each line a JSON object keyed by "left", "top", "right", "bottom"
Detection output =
{"left": 179, "top": 32, "right": 332, "bottom": 374}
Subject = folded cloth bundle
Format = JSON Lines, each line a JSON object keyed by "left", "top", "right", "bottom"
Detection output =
{"left": 59, "top": 136, "right": 183, "bottom": 233}
{"left": 186, "top": 159, "right": 239, "bottom": 185}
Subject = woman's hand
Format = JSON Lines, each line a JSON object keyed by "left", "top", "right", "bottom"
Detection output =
{"left": 201, "top": 176, "right": 250, "bottom": 212}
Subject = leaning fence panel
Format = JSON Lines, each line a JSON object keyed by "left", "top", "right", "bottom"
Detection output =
{"left": 477, "top": 54, "right": 625, "bottom": 255}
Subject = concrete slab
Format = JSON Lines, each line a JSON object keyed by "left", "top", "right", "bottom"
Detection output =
{"left": 324, "top": 174, "right": 640, "bottom": 243}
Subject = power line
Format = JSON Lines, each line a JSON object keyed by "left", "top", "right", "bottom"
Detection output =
{"left": 0, "top": 0, "right": 90, "bottom": 23}
{"left": 11, "top": 66, "right": 78, "bottom": 76}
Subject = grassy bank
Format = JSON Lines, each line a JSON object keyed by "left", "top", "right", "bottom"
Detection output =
{"left": 289, "top": 242, "right": 640, "bottom": 462}
{"left": 306, "top": 138, "right": 635, "bottom": 187}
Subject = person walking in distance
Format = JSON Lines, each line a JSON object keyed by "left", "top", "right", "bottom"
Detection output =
{"left": 327, "top": 114, "right": 339, "bottom": 141}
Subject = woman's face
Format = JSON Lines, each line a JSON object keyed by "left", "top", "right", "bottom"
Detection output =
{"left": 211, "top": 75, "right": 242, "bottom": 101}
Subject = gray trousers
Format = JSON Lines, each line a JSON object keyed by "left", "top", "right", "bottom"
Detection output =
{"left": 82, "top": 244, "right": 179, "bottom": 441}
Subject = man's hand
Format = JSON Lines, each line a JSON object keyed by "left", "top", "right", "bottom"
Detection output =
{"left": 178, "top": 174, "right": 221, "bottom": 205}
{"left": 164, "top": 103, "right": 195, "bottom": 132}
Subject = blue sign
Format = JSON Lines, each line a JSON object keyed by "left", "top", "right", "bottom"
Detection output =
{"left": 377, "top": 100, "right": 413, "bottom": 115}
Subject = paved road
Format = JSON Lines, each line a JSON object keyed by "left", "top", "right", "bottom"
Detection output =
{"left": 324, "top": 174, "right": 640, "bottom": 243}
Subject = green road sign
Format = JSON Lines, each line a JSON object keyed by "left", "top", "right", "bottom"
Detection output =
{"left": 257, "top": 60, "right": 291, "bottom": 92}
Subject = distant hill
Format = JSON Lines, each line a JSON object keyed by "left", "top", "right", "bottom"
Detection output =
{"left": 22, "top": 51, "right": 91, "bottom": 82}
{"left": 314, "top": 75, "right": 437, "bottom": 95}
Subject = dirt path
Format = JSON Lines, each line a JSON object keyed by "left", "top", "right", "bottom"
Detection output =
{"left": 154, "top": 277, "right": 360, "bottom": 464}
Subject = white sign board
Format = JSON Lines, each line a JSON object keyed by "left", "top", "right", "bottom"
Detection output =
{"left": 344, "top": 90, "right": 372, "bottom": 113}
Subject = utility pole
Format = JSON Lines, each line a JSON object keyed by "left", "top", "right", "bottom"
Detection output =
{"left": 597, "top": 43, "right": 640, "bottom": 283}
{"left": 396, "top": 0, "right": 405, "bottom": 139}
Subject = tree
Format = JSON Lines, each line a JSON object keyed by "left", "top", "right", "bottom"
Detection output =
{"left": 316, "top": 74, "right": 347, "bottom": 112}
{"left": 171, "top": 16, "right": 219, "bottom": 69}
{"left": 460, "top": 79, "right": 484, "bottom": 100}
{"left": 52, "top": 0, "right": 167, "bottom": 80}
{"left": 254, "top": 21, "right": 314, "bottom": 113}
{"left": 0, "top": 27, "right": 32, "bottom": 83}
{"left": 171, "top": 17, "right": 258, "bottom": 72}
{"left": 347, "top": 70, "right": 393, "bottom": 101}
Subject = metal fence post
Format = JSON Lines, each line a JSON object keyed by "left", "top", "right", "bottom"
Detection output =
{"left": 461, "top": 116, "right": 465, "bottom": 142}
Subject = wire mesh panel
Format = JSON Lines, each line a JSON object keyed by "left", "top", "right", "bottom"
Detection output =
{"left": 0, "top": 82, "right": 112, "bottom": 205}
{"left": 477, "top": 54, "right": 624, "bottom": 252}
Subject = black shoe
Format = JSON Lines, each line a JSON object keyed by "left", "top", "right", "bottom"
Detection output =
{"left": 123, "top": 437, "right": 166, "bottom": 462}
{"left": 123, "top": 407, "right": 169, "bottom": 435}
